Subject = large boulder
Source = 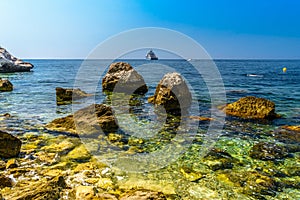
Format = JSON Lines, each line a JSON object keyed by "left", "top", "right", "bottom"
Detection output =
{"left": 223, "top": 96, "right": 280, "bottom": 120}
{"left": 46, "top": 104, "right": 118, "bottom": 136}
{"left": 0, "top": 47, "right": 34, "bottom": 72}
{"left": 56, "top": 87, "right": 92, "bottom": 105}
{"left": 148, "top": 72, "right": 191, "bottom": 115}
{"left": 102, "top": 62, "right": 148, "bottom": 95}
{"left": 0, "top": 78, "right": 13, "bottom": 91}
{"left": 0, "top": 130, "right": 22, "bottom": 158}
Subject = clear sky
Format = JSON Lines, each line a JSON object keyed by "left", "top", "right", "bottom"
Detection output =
{"left": 1, "top": 0, "right": 300, "bottom": 59}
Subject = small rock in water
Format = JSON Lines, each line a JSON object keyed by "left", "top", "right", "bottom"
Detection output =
{"left": 0, "top": 175, "right": 13, "bottom": 188}
{"left": 223, "top": 96, "right": 280, "bottom": 120}
{"left": 56, "top": 87, "right": 92, "bottom": 105}
{"left": 120, "top": 189, "right": 167, "bottom": 200}
{"left": 250, "top": 142, "right": 289, "bottom": 160}
{"left": 0, "top": 130, "right": 22, "bottom": 158}
{"left": 0, "top": 78, "right": 13, "bottom": 92}
{"left": 6, "top": 158, "right": 19, "bottom": 169}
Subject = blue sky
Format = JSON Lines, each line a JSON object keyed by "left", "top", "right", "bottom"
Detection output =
{"left": 1, "top": 0, "right": 300, "bottom": 59}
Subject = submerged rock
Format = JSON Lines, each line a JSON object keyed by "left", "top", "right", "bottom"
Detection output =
{"left": 102, "top": 62, "right": 148, "bottom": 95}
{"left": 120, "top": 189, "right": 167, "bottom": 200}
{"left": 148, "top": 72, "right": 191, "bottom": 115}
{"left": 0, "top": 175, "right": 13, "bottom": 188}
{"left": 275, "top": 125, "right": 300, "bottom": 144}
{"left": 0, "top": 78, "right": 13, "bottom": 91}
{"left": 0, "top": 47, "right": 34, "bottom": 72}
{"left": 56, "top": 87, "right": 92, "bottom": 105}
{"left": 223, "top": 96, "right": 280, "bottom": 120}
{"left": 46, "top": 104, "right": 118, "bottom": 136}
{"left": 0, "top": 130, "right": 21, "bottom": 158}
{"left": 250, "top": 142, "right": 289, "bottom": 161}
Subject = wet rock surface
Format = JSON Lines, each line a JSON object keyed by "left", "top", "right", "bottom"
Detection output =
{"left": 0, "top": 131, "right": 21, "bottom": 158}
{"left": 102, "top": 62, "right": 148, "bottom": 95}
{"left": 148, "top": 72, "right": 191, "bottom": 115}
{"left": 0, "top": 79, "right": 13, "bottom": 92}
{"left": 46, "top": 104, "right": 118, "bottom": 136}
{"left": 250, "top": 142, "right": 289, "bottom": 161}
{"left": 223, "top": 96, "right": 280, "bottom": 120}
{"left": 56, "top": 87, "right": 92, "bottom": 105}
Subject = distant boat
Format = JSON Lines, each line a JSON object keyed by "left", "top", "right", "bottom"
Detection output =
{"left": 146, "top": 50, "right": 158, "bottom": 60}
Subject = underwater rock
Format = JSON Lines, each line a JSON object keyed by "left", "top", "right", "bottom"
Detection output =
{"left": 6, "top": 158, "right": 19, "bottom": 169}
{"left": 0, "top": 175, "right": 13, "bottom": 188}
{"left": 120, "top": 189, "right": 167, "bottom": 200}
{"left": 0, "top": 47, "right": 34, "bottom": 72}
{"left": 0, "top": 160, "right": 6, "bottom": 170}
{"left": 203, "top": 148, "right": 235, "bottom": 171}
{"left": 148, "top": 72, "right": 191, "bottom": 115}
{"left": 74, "top": 185, "right": 95, "bottom": 200}
{"left": 250, "top": 142, "right": 289, "bottom": 161}
{"left": 55, "top": 87, "right": 92, "bottom": 105}
{"left": 0, "top": 78, "right": 13, "bottom": 91}
{"left": 0, "top": 130, "right": 22, "bottom": 158}
{"left": 102, "top": 62, "right": 148, "bottom": 95}
{"left": 4, "top": 175, "right": 66, "bottom": 200}
{"left": 64, "top": 144, "right": 91, "bottom": 162}
{"left": 275, "top": 125, "right": 300, "bottom": 144}
{"left": 46, "top": 104, "right": 118, "bottom": 136}
{"left": 223, "top": 96, "right": 280, "bottom": 120}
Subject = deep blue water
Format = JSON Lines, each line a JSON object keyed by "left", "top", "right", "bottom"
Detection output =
{"left": 0, "top": 59, "right": 299, "bottom": 129}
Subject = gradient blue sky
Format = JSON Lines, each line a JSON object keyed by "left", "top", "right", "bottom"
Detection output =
{"left": 1, "top": 0, "right": 300, "bottom": 59}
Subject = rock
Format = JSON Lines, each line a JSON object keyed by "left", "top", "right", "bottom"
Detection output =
{"left": 0, "top": 47, "right": 34, "bottom": 72}
{"left": 223, "top": 96, "right": 280, "bottom": 120}
{"left": 250, "top": 142, "right": 289, "bottom": 161}
{"left": 46, "top": 104, "right": 118, "bottom": 136}
{"left": 6, "top": 158, "right": 19, "bottom": 169}
{"left": 120, "top": 189, "right": 167, "bottom": 200}
{"left": 0, "top": 130, "right": 22, "bottom": 158}
{"left": 0, "top": 78, "right": 13, "bottom": 91}
{"left": 148, "top": 72, "right": 191, "bottom": 115}
{"left": 56, "top": 87, "right": 92, "bottom": 105}
{"left": 102, "top": 62, "right": 148, "bottom": 95}
{"left": 75, "top": 186, "right": 95, "bottom": 200}
{"left": 275, "top": 126, "right": 300, "bottom": 143}
{"left": 0, "top": 175, "right": 13, "bottom": 188}
{"left": 3, "top": 175, "right": 66, "bottom": 200}
{"left": 64, "top": 144, "right": 91, "bottom": 162}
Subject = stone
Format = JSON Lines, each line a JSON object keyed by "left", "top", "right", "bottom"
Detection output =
{"left": 275, "top": 126, "right": 300, "bottom": 143}
{"left": 223, "top": 96, "right": 280, "bottom": 120}
{"left": 0, "top": 47, "right": 34, "bottom": 72}
{"left": 120, "top": 189, "right": 167, "bottom": 200}
{"left": 148, "top": 72, "right": 191, "bottom": 115}
{"left": 250, "top": 142, "right": 289, "bottom": 161}
{"left": 64, "top": 144, "right": 91, "bottom": 162}
{"left": 102, "top": 62, "right": 148, "bottom": 95}
{"left": 0, "top": 130, "right": 22, "bottom": 158}
{"left": 0, "top": 160, "right": 6, "bottom": 170}
{"left": 75, "top": 186, "right": 95, "bottom": 200}
{"left": 46, "top": 104, "right": 118, "bottom": 136}
{"left": 56, "top": 87, "right": 92, "bottom": 105}
{"left": 0, "top": 78, "right": 13, "bottom": 91}
{"left": 3, "top": 175, "right": 66, "bottom": 200}
{"left": 0, "top": 175, "right": 13, "bottom": 188}
{"left": 6, "top": 158, "right": 19, "bottom": 169}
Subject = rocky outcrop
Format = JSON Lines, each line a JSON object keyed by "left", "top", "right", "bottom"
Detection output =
{"left": 250, "top": 142, "right": 288, "bottom": 161}
{"left": 0, "top": 130, "right": 21, "bottom": 158}
{"left": 102, "top": 62, "right": 148, "bottom": 95}
{"left": 223, "top": 96, "right": 280, "bottom": 120}
{"left": 46, "top": 104, "right": 118, "bottom": 136}
{"left": 56, "top": 87, "right": 92, "bottom": 105}
{"left": 148, "top": 72, "right": 191, "bottom": 115}
{"left": 0, "top": 78, "right": 13, "bottom": 91}
{"left": 0, "top": 47, "right": 34, "bottom": 72}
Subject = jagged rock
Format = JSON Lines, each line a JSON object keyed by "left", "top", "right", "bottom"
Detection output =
{"left": 3, "top": 175, "right": 66, "bottom": 200}
{"left": 148, "top": 72, "right": 191, "bottom": 115}
{"left": 0, "top": 78, "right": 13, "bottom": 91}
{"left": 0, "top": 130, "right": 22, "bottom": 158}
{"left": 102, "top": 62, "right": 148, "bottom": 95}
{"left": 223, "top": 96, "right": 280, "bottom": 120}
{"left": 46, "top": 104, "right": 118, "bottom": 136}
{"left": 0, "top": 175, "right": 13, "bottom": 188}
{"left": 120, "top": 189, "right": 167, "bottom": 200}
{"left": 0, "top": 47, "right": 34, "bottom": 72}
{"left": 56, "top": 87, "right": 92, "bottom": 105}
{"left": 250, "top": 142, "right": 289, "bottom": 161}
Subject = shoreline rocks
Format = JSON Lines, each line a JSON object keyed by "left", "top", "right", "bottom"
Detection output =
{"left": 0, "top": 47, "right": 34, "bottom": 72}
{"left": 0, "top": 78, "right": 13, "bottom": 91}
{"left": 56, "top": 87, "right": 92, "bottom": 105}
{"left": 102, "top": 62, "right": 148, "bottom": 95}
{"left": 148, "top": 72, "right": 191, "bottom": 115}
{"left": 223, "top": 96, "right": 280, "bottom": 120}
{"left": 0, "top": 130, "right": 21, "bottom": 158}
{"left": 46, "top": 104, "right": 118, "bottom": 136}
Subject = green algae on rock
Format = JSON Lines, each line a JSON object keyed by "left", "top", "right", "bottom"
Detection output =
{"left": 250, "top": 142, "right": 289, "bottom": 161}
